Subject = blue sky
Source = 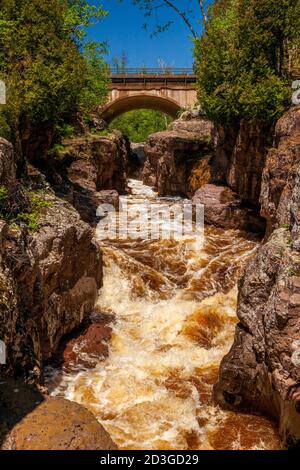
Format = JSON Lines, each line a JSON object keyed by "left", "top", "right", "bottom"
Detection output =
{"left": 86, "top": 1, "right": 212, "bottom": 68}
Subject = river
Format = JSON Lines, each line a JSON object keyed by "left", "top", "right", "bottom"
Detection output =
{"left": 47, "top": 179, "right": 281, "bottom": 450}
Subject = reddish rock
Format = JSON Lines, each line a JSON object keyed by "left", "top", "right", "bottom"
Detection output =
{"left": 63, "top": 320, "right": 112, "bottom": 370}
{"left": 95, "top": 190, "right": 119, "bottom": 210}
{"left": 2, "top": 398, "right": 117, "bottom": 450}
{"left": 214, "top": 107, "right": 300, "bottom": 448}
{"left": 192, "top": 184, "right": 265, "bottom": 233}
{"left": 212, "top": 121, "right": 272, "bottom": 206}
{"left": 260, "top": 106, "right": 300, "bottom": 236}
{"left": 51, "top": 130, "right": 130, "bottom": 224}
{"left": 65, "top": 132, "right": 128, "bottom": 194}
{"left": 0, "top": 187, "right": 103, "bottom": 380}
{"left": 143, "top": 117, "right": 213, "bottom": 196}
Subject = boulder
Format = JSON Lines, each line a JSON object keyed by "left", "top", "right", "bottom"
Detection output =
{"left": 63, "top": 313, "right": 113, "bottom": 370}
{"left": 193, "top": 184, "right": 265, "bottom": 233}
{"left": 2, "top": 398, "right": 117, "bottom": 450}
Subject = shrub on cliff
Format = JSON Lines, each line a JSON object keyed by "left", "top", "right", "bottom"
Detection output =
{"left": 0, "top": 0, "right": 109, "bottom": 166}
{"left": 194, "top": 0, "right": 300, "bottom": 126}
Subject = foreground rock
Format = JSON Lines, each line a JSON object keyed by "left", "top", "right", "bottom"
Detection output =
{"left": 214, "top": 106, "right": 300, "bottom": 448}
{"left": 2, "top": 398, "right": 117, "bottom": 450}
{"left": 193, "top": 184, "right": 265, "bottom": 233}
{"left": 143, "top": 116, "right": 213, "bottom": 196}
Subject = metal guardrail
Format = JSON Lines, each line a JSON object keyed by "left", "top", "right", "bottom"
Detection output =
{"left": 110, "top": 68, "right": 195, "bottom": 76}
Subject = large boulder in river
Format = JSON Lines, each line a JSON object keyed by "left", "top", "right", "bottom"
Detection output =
{"left": 2, "top": 398, "right": 117, "bottom": 450}
{"left": 214, "top": 106, "right": 300, "bottom": 448}
{"left": 192, "top": 184, "right": 265, "bottom": 233}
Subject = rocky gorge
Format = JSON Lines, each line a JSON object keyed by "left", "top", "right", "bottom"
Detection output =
{"left": 0, "top": 102, "right": 299, "bottom": 449}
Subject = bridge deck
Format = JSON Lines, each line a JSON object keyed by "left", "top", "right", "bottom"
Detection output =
{"left": 110, "top": 68, "right": 197, "bottom": 85}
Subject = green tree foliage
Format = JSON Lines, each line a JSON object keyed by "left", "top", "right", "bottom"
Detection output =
{"left": 109, "top": 109, "right": 172, "bottom": 142}
{"left": 0, "top": 0, "right": 109, "bottom": 159}
{"left": 195, "top": 0, "right": 300, "bottom": 126}
{"left": 79, "top": 41, "right": 110, "bottom": 111}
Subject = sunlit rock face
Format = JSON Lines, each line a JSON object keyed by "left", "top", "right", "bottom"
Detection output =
{"left": 143, "top": 116, "right": 214, "bottom": 197}
{"left": 0, "top": 141, "right": 103, "bottom": 381}
{"left": 0, "top": 195, "right": 103, "bottom": 380}
{"left": 214, "top": 106, "right": 300, "bottom": 448}
{"left": 2, "top": 397, "right": 117, "bottom": 450}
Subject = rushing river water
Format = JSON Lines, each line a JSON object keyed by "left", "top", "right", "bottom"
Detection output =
{"left": 47, "top": 179, "right": 281, "bottom": 450}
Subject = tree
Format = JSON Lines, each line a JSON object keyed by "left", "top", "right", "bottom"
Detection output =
{"left": 194, "top": 0, "right": 299, "bottom": 125}
{"left": 79, "top": 41, "right": 110, "bottom": 112}
{"left": 109, "top": 109, "right": 172, "bottom": 142}
{"left": 0, "top": 0, "right": 109, "bottom": 166}
{"left": 124, "top": 0, "right": 208, "bottom": 38}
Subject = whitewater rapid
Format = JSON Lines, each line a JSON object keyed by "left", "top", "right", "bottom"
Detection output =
{"left": 47, "top": 179, "right": 280, "bottom": 450}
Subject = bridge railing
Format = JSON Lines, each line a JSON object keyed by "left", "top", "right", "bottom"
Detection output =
{"left": 110, "top": 67, "right": 195, "bottom": 76}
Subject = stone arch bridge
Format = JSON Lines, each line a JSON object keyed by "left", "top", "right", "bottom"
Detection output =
{"left": 101, "top": 68, "right": 197, "bottom": 123}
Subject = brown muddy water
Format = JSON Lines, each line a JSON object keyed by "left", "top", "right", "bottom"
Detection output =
{"left": 46, "top": 179, "right": 281, "bottom": 450}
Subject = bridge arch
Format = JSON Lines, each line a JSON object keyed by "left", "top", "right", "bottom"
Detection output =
{"left": 101, "top": 94, "right": 181, "bottom": 123}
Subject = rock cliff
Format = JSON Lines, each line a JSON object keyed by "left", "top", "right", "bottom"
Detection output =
{"left": 0, "top": 139, "right": 103, "bottom": 381}
{"left": 143, "top": 115, "right": 213, "bottom": 196}
{"left": 46, "top": 130, "right": 130, "bottom": 223}
{"left": 212, "top": 121, "right": 273, "bottom": 207}
{"left": 192, "top": 184, "right": 265, "bottom": 233}
{"left": 214, "top": 106, "right": 300, "bottom": 448}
